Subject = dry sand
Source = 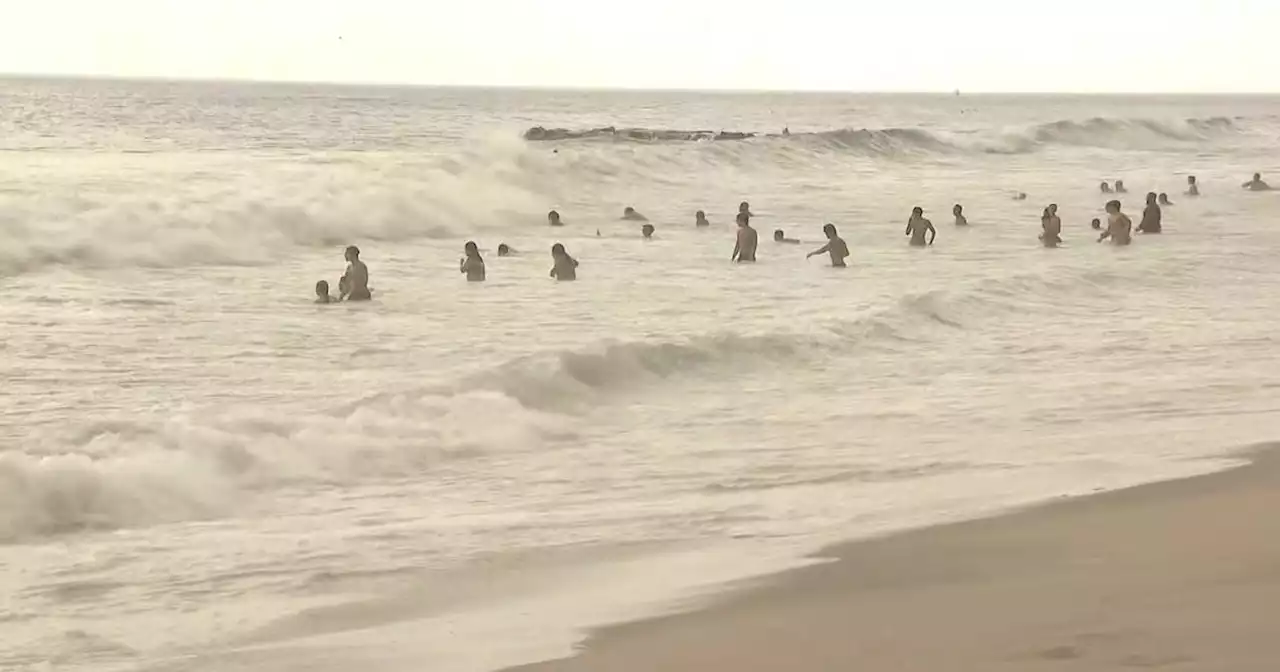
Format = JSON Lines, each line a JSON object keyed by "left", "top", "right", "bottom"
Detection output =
{"left": 511, "top": 445, "right": 1280, "bottom": 672}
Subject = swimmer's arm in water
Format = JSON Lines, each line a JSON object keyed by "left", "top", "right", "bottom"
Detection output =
{"left": 338, "top": 265, "right": 352, "bottom": 299}
{"left": 806, "top": 243, "right": 830, "bottom": 259}
{"left": 549, "top": 265, "right": 557, "bottom": 278}
{"left": 926, "top": 220, "right": 937, "bottom": 245}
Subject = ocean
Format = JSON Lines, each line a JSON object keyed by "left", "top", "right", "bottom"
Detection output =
{"left": 1, "top": 78, "right": 1278, "bottom": 672}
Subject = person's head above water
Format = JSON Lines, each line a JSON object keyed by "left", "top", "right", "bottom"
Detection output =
{"left": 695, "top": 210, "right": 707, "bottom": 220}
{"left": 315, "top": 280, "right": 329, "bottom": 296}
{"left": 1146, "top": 192, "right": 1158, "bottom": 205}
{"left": 1100, "top": 181, "right": 1111, "bottom": 192}
{"left": 548, "top": 210, "right": 561, "bottom": 224}
{"left": 1105, "top": 199, "right": 1122, "bottom": 214}
{"left": 1048, "top": 203, "right": 1058, "bottom": 214}
{"left": 551, "top": 242, "right": 566, "bottom": 256}
{"left": 464, "top": 241, "right": 480, "bottom": 257}
{"left": 773, "top": 229, "right": 786, "bottom": 241}
{"left": 1254, "top": 172, "right": 1263, "bottom": 181}
{"left": 1091, "top": 218, "right": 1102, "bottom": 230}
{"left": 624, "top": 207, "right": 636, "bottom": 215}
{"left": 1188, "top": 175, "right": 1197, "bottom": 184}
{"left": 737, "top": 212, "right": 751, "bottom": 227}
{"left": 641, "top": 224, "right": 655, "bottom": 238}
{"left": 953, "top": 204, "right": 963, "bottom": 215}
{"left": 344, "top": 245, "right": 360, "bottom": 261}
{"left": 823, "top": 223, "right": 838, "bottom": 239}
{"left": 497, "top": 243, "right": 511, "bottom": 256}
{"left": 738, "top": 201, "right": 750, "bottom": 214}
{"left": 1115, "top": 180, "right": 1126, "bottom": 190}
{"left": 911, "top": 206, "right": 924, "bottom": 217}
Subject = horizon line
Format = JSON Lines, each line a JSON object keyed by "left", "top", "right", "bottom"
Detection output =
{"left": 2, "top": 72, "right": 1278, "bottom": 97}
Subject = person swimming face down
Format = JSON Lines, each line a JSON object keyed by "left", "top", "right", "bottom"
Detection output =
{"left": 549, "top": 243, "right": 578, "bottom": 281}
{"left": 548, "top": 210, "right": 563, "bottom": 226}
{"left": 695, "top": 210, "right": 709, "bottom": 227}
{"left": 460, "top": 241, "right": 485, "bottom": 281}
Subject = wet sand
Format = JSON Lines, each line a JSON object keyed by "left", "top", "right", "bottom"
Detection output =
{"left": 511, "top": 444, "right": 1280, "bottom": 672}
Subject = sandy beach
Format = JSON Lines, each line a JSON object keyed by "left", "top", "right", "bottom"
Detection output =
{"left": 512, "top": 444, "right": 1280, "bottom": 672}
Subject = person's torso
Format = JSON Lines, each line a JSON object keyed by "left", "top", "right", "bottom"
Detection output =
{"left": 348, "top": 261, "right": 369, "bottom": 288}
{"left": 739, "top": 228, "right": 758, "bottom": 258}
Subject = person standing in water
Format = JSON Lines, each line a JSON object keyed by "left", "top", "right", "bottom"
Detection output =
{"left": 1039, "top": 207, "right": 1062, "bottom": 247}
{"left": 1138, "top": 193, "right": 1163, "bottom": 234}
{"left": 1186, "top": 175, "right": 1200, "bottom": 196}
{"left": 1242, "top": 172, "right": 1272, "bottom": 191}
{"left": 1098, "top": 200, "right": 1132, "bottom": 246}
{"left": 806, "top": 223, "right": 850, "bottom": 267}
{"left": 695, "top": 210, "right": 710, "bottom": 227}
{"left": 339, "top": 246, "right": 371, "bottom": 301}
{"left": 549, "top": 243, "right": 578, "bottom": 281}
{"left": 548, "top": 210, "right": 564, "bottom": 226}
{"left": 459, "top": 241, "right": 486, "bottom": 281}
{"left": 953, "top": 204, "right": 968, "bottom": 226}
{"left": 905, "top": 207, "right": 936, "bottom": 247}
{"left": 732, "top": 211, "right": 759, "bottom": 262}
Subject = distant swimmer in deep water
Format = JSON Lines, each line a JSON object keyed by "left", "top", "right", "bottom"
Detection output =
{"left": 497, "top": 243, "right": 516, "bottom": 257}
{"left": 905, "top": 207, "right": 936, "bottom": 247}
{"left": 1186, "top": 175, "right": 1200, "bottom": 196}
{"left": 641, "top": 224, "right": 655, "bottom": 239}
{"left": 732, "top": 212, "right": 759, "bottom": 262}
{"left": 1158, "top": 192, "right": 1173, "bottom": 206}
{"left": 340, "top": 245, "right": 371, "bottom": 301}
{"left": 1039, "top": 207, "right": 1062, "bottom": 247}
{"left": 549, "top": 243, "right": 578, "bottom": 281}
{"left": 782, "top": 127, "right": 791, "bottom": 136}
{"left": 953, "top": 204, "right": 968, "bottom": 226}
{"left": 773, "top": 229, "right": 801, "bottom": 244}
{"left": 1242, "top": 172, "right": 1272, "bottom": 191}
{"left": 315, "top": 280, "right": 337, "bottom": 304}
{"left": 548, "top": 210, "right": 564, "bottom": 227}
{"left": 806, "top": 223, "right": 850, "bottom": 267}
{"left": 460, "top": 241, "right": 486, "bottom": 281}
{"left": 1099, "top": 200, "right": 1132, "bottom": 246}
{"left": 1013, "top": 192, "right": 1027, "bottom": 201}
{"left": 1114, "top": 180, "right": 1128, "bottom": 194}
{"left": 1100, "top": 181, "right": 1113, "bottom": 194}
{"left": 695, "top": 210, "right": 710, "bottom": 227}
{"left": 1091, "top": 217, "right": 1103, "bottom": 230}
{"left": 1138, "top": 193, "right": 1163, "bottom": 234}
{"left": 622, "top": 206, "right": 648, "bottom": 221}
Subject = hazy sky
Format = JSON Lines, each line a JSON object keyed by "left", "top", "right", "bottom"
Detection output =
{"left": 0, "top": 1, "right": 1273, "bottom": 92}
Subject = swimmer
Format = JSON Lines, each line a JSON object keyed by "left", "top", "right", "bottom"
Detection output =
{"left": 1039, "top": 207, "right": 1062, "bottom": 248}
{"left": 1158, "top": 192, "right": 1173, "bottom": 206}
{"left": 339, "top": 245, "right": 371, "bottom": 301}
{"left": 497, "top": 243, "right": 517, "bottom": 257}
{"left": 549, "top": 243, "right": 578, "bottom": 281}
{"left": 1186, "top": 175, "right": 1200, "bottom": 196}
{"left": 460, "top": 241, "right": 485, "bottom": 281}
{"left": 1100, "top": 181, "right": 1113, "bottom": 194}
{"left": 1013, "top": 192, "right": 1028, "bottom": 201}
{"left": 1090, "top": 217, "right": 1102, "bottom": 230}
{"left": 953, "top": 204, "right": 968, "bottom": 226}
{"left": 695, "top": 210, "right": 710, "bottom": 227}
{"left": 315, "top": 280, "right": 337, "bottom": 304}
{"left": 548, "top": 210, "right": 564, "bottom": 227}
{"left": 622, "top": 206, "right": 648, "bottom": 221}
{"left": 782, "top": 127, "right": 791, "bottom": 136}
{"left": 732, "top": 211, "right": 758, "bottom": 262}
{"left": 806, "top": 223, "right": 850, "bottom": 267}
{"left": 738, "top": 201, "right": 753, "bottom": 218}
{"left": 641, "top": 224, "right": 655, "bottom": 239}
{"left": 905, "top": 207, "right": 936, "bottom": 247}
{"left": 1115, "top": 180, "right": 1128, "bottom": 194}
{"left": 1242, "top": 172, "right": 1272, "bottom": 191}
{"left": 773, "top": 229, "right": 801, "bottom": 244}
{"left": 1098, "top": 200, "right": 1132, "bottom": 246}
{"left": 1138, "top": 193, "right": 1162, "bottom": 234}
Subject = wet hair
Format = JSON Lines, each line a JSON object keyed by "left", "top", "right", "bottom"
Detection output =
{"left": 737, "top": 212, "right": 751, "bottom": 225}
{"left": 551, "top": 243, "right": 566, "bottom": 256}
{"left": 345, "top": 245, "right": 360, "bottom": 258}
{"left": 497, "top": 243, "right": 510, "bottom": 255}
{"left": 738, "top": 201, "right": 750, "bottom": 212}
{"left": 1158, "top": 192, "right": 1170, "bottom": 201}
{"left": 823, "top": 223, "right": 837, "bottom": 237}
{"left": 315, "top": 280, "right": 329, "bottom": 294}
{"left": 1146, "top": 192, "right": 1158, "bottom": 203}
{"left": 548, "top": 210, "right": 560, "bottom": 220}
{"left": 641, "top": 224, "right": 655, "bottom": 237}
{"left": 1091, "top": 218, "right": 1102, "bottom": 230}
{"left": 911, "top": 206, "right": 924, "bottom": 216}
{"left": 773, "top": 229, "right": 785, "bottom": 240}
{"left": 695, "top": 210, "right": 706, "bottom": 219}
{"left": 464, "top": 241, "right": 480, "bottom": 257}
{"left": 1105, "top": 199, "right": 1122, "bottom": 212}
{"left": 953, "top": 204, "right": 963, "bottom": 213}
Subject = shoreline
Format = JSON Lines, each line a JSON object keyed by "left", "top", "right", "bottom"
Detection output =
{"left": 508, "top": 442, "right": 1280, "bottom": 672}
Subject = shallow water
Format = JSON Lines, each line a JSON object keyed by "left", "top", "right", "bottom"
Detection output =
{"left": 2, "top": 80, "right": 1278, "bottom": 672}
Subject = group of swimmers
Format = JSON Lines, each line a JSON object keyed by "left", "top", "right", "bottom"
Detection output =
{"left": 313, "top": 172, "right": 1271, "bottom": 300}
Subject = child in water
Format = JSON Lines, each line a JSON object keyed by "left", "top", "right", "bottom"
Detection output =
{"left": 1091, "top": 218, "right": 1102, "bottom": 230}
{"left": 550, "top": 243, "right": 578, "bottom": 281}
{"left": 641, "top": 224, "right": 655, "bottom": 239}
{"left": 695, "top": 210, "right": 710, "bottom": 227}
{"left": 497, "top": 243, "right": 516, "bottom": 257}
{"left": 460, "top": 241, "right": 485, "bottom": 281}
{"left": 315, "top": 280, "right": 337, "bottom": 304}
{"left": 773, "top": 229, "right": 801, "bottom": 244}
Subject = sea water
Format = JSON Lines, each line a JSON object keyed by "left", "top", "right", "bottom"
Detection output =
{"left": 1, "top": 79, "right": 1278, "bottom": 672}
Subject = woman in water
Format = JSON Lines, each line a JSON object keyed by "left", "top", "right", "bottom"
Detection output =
{"left": 459, "top": 241, "right": 485, "bottom": 281}
{"left": 1039, "top": 207, "right": 1062, "bottom": 247}
{"left": 550, "top": 243, "right": 578, "bottom": 281}
{"left": 1098, "top": 200, "right": 1132, "bottom": 246}
{"left": 905, "top": 207, "right": 936, "bottom": 247}
{"left": 1138, "top": 193, "right": 1162, "bottom": 234}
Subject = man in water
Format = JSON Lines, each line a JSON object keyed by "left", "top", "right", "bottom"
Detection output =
{"left": 731, "top": 212, "right": 758, "bottom": 262}
{"left": 1242, "top": 172, "right": 1272, "bottom": 191}
{"left": 315, "top": 280, "right": 337, "bottom": 304}
{"left": 773, "top": 229, "right": 801, "bottom": 244}
{"left": 1186, "top": 175, "right": 1200, "bottom": 196}
{"left": 1098, "top": 200, "right": 1132, "bottom": 246}
{"left": 905, "top": 207, "right": 936, "bottom": 247}
{"left": 622, "top": 207, "right": 648, "bottom": 221}
{"left": 340, "top": 246, "right": 371, "bottom": 300}
{"left": 806, "top": 224, "right": 850, "bottom": 267}
{"left": 548, "top": 210, "right": 564, "bottom": 226}
{"left": 695, "top": 210, "right": 710, "bottom": 227}
{"left": 1138, "top": 193, "right": 1163, "bottom": 234}
{"left": 953, "top": 204, "right": 968, "bottom": 226}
